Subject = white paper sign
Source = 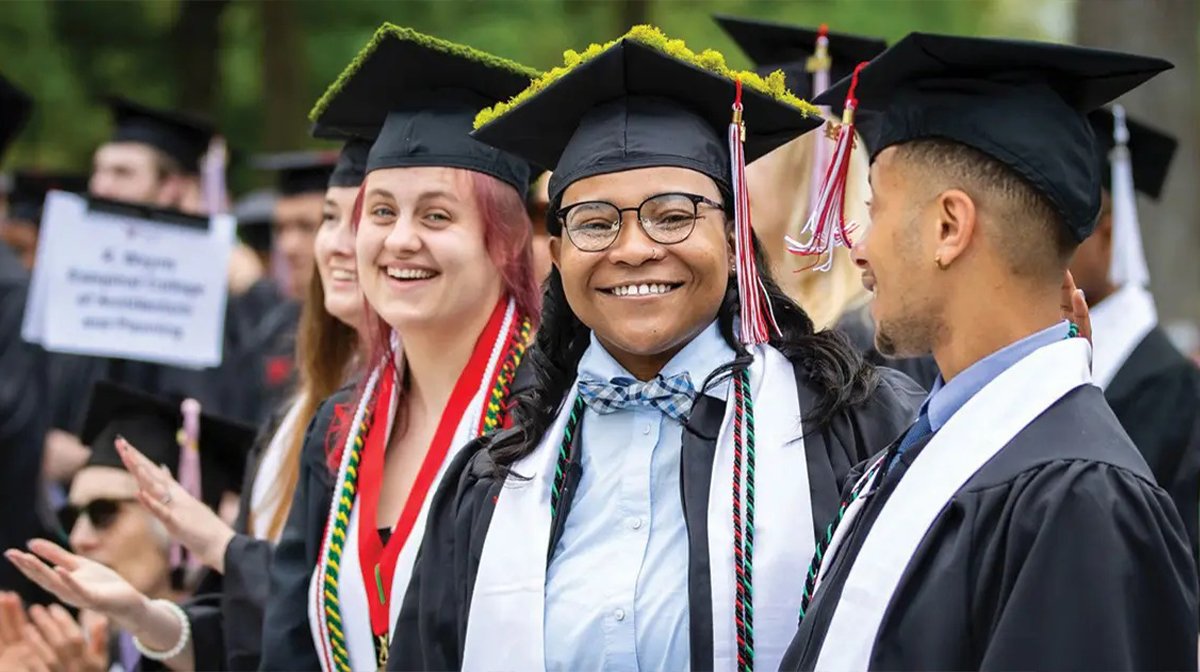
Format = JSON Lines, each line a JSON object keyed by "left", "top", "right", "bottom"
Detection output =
{"left": 23, "top": 191, "right": 235, "bottom": 369}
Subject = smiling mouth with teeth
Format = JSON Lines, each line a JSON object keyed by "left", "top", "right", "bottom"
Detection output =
{"left": 604, "top": 282, "right": 682, "bottom": 297}
{"left": 386, "top": 267, "right": 438, "bottom": 281}
{"left": 329, "top": 269, "right": 356, "bottom": 282}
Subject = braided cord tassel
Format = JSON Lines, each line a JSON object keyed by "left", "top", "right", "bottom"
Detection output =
{"left": 798, "top": 457, "right": 886, "bottom": 620}
{"left": 323, "top": 411, "right": 371, "bottom": 672}
{"left": 550, "top": 396, "right": 586, "bottom": 520}
{"left": 483, "top": 316, "right": 534, "bottom": 433}
{"left": 729, "top": 79, "right": 778, "bottom": 346}
{"left": 732, "top": 369, "right": 756, "bottom": 672}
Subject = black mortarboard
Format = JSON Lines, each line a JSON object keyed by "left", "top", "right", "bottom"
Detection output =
{"left": 1088, "top": 107, "right": 1176, "bottom": 200}
{"left": 328, "top": 138, "right": 372, "bottom": 188}
{"left": 107, "top": 98, "right": 215, "bottom": 174}
{"left": 714, "top": 14, "right": 886, "bottom": 102}
{"left": 253, "top": 150, "right": 339, "bottom": 196}
{"left": 0, "top": 73, "right": 31, "bottom": 162}
{"left": 233, "top": 189, "right": 277, "bottom": 253}
{"left": 815, "top": 33, "right": 1172, "bottom": 242}
{"left": 7, "top": 171, "right": 90, "bottom": 224}
{"left": 310, "top": 23, "right": 539, "bottom": 195}
{"left": 472, "top": 25, "right": 822, "bottom": 233}
{"left": 80, "top": 381, "right": 254, "bottom": 510}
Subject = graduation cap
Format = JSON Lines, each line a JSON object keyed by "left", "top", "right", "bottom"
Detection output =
{"left": 472, "top": 25, "right": 822, "bottom": 345}
{"left": 309, "top": 23, "right": 540, "bottom": 194}
{"left": 79, "top": 380, "right": 253, "bottom": 512}
{"left": 714, "top": 14, "right": 886, "bottom": 104}
{"left": 7, "top": 171, "right": 89, "bottom": 224}
{"left": 233, "top": 188, "right": 277, "bottom": 253}
{"left": 107, "top": 97, "right": 215, "bottom": 174}
{"left": 253, "top": 150, "right": 339, "bottom": 196}
{"left": 328, "top": 138, "right": 372, "bottom": 188}
{"left": 1088, "top": 106, "right": 1176, "bottom": 200}
{"left": 0, "top": 73, "right": 31, "bottom": 163}
{"left": 814, "top": 33, "right": 1172, "bottom": 242}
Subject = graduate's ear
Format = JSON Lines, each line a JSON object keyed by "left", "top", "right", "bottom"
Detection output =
{"left": 932, "top": 188, "right": 976, "bottom": 269}
{"left": 549, "top": 236, "right": 563, "bottom": 270}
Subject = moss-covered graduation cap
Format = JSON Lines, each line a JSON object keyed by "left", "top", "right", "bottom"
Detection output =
{"left": 815, "top": 33, "right": 1172, "bottom": 242}
{"left": 0, "top": 72, "right": 31, "bottom": 162}
{"left": 7, "top": 171, "right": 89, "bottom": 225}
{"left": 714, "top": 14, "right": 886, "bottom": 103}
{"left": 472, "top": 25, "right": 822, "bottom": 224}
{"left": 80, "top": 381, "right": 255, "bottom": 510}
{"left": 310, "top": 23, "right": 540, "bottom": 194}
{"left": 1088, "top": 107, "right": 1176, "bottom": 200}
{"left": 107, "top": 97, "right": 215, "bottom": 174}
{"left": 253, "top": 150, "right": 340, "bottom": 196}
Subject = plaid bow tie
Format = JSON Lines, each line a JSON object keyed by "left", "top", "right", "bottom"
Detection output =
{"left": 576, "top": 372, "right": 697, "bottom": 423}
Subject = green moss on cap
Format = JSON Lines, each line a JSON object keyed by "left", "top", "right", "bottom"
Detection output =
{"left": 473, "top": 24, "right": 819, "bottom": 129}
{"left": 310, "top": 23, "right": 541, "bottom": 122}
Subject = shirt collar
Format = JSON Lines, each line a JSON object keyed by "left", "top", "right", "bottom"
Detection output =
{"left": 923, "top": 320, "right": 1071, "bottom": 432}
{"left": 578, "top": 320, "right": 737, "bottom": 400}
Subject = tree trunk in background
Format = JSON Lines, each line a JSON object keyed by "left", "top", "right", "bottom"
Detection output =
{"left": 1076, "top": 0, "right": 1200, "bottom": 327}
{"left": 260, "top": 0, "right": 307, "bottom": 151}
{"left": 171, "top": 0, "right": 228, "bottom": 116}
{"left": 617, "top": 0, "right": 651, "bottom": 32}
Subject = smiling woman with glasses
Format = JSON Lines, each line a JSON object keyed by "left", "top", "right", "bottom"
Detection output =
{"left": 391, "top": 27, "right": 924, "bottom": 672}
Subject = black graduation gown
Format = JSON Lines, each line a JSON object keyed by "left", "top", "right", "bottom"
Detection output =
{"left": 0, "top": 245, "right": 57, "bottom": 605}
{"left": 183, "top": 401, "right": 292, "bottom": 671}
{"left": 259, "top": 387, "right": 354, "bottom": 671}
{"left": 836, "top": 303, "right": 940, "bottom": 391}
{"left": 389, "top": 364, "right": 924, "bottom": 671}
{"left": 1105, "top": 325, "right": 1200, "bottom": 561}
{"left": 780, "top": 384, "right": 1200, "bottom": 671}
{"left": 229, "top": 292, "right": 301, "bottom": 427}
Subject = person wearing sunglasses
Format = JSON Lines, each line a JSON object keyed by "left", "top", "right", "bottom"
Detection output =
{"left": 391, "top": 27, "right": 924, "bottom": 671}
{"left": 7, "top": 381, "right": 252, "bottom": 672}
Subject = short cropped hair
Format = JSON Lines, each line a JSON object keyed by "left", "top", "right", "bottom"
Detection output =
{"left": 894, "top": 138, "right": 1078, "bottom": 279}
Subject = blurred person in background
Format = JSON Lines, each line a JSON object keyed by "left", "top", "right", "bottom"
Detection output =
{"left": 0, "top": 171, "right": 89, "bottom": 271}
{"left": 1069, "top": 106, "right": 1200, "bottom": 559}
{"left": 1, "top": 138, "right": 371, "bottom": 671}
{"left": 7, "top": 382, "right": 252, "bottom": 672}
{"left": 525, "top": 170, "right": 555, "bottom": 284}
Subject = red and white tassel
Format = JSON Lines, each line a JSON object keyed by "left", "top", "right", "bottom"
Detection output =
{"left": 730, "top": 79, "right": 780, "bottom": 346}
{"left": 174, "top": 398, "right": 203, "bottom": 571}
{"left": 786, "top": 61, "right": 868, "bottom": 272}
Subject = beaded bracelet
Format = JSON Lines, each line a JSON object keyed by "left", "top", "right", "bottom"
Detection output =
{"left": 132, "top": 599, "right": 190, "bottom": 661}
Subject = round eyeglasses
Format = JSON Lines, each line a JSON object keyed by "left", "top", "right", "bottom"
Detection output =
{"left": 555, "top": 192, "right": 725, "bottom": 252}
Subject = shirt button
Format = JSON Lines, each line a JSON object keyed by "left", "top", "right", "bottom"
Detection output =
{"left": 628, "top": 516, "right": 643, "bottom": 530}
{"left": 641, "top": 423, "right": 652, "bottom": 435}
{"left": 613, "top": 608, "right": 626, "bottom": 621}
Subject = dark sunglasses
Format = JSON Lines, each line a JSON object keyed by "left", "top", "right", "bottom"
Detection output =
{"left": 58, "top": 497, "right": 138, "bottom": 534}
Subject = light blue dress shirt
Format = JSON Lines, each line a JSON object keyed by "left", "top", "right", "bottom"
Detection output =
{"left": 544, "top": 321, "right": 735, "bottom": 672}
{"left": 923, "top": 320, "right": 1072, "bottom": 433}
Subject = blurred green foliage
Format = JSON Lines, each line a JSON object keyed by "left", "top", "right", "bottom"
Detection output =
{"left": 0, "top": 0, "right": 1056, "bottom": 191}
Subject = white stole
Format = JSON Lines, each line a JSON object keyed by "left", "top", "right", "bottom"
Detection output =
{"left": 813, "top": 337, "right": 1093, "bottom": 671}
{"left": 1089, "top": 284, "right": 1158, "bottom": 390}
{"left": 307, "top": 303, "right": 516, "bottom": 672}
{"left": 464, "top": 345, "right": 813, "bottom": 672}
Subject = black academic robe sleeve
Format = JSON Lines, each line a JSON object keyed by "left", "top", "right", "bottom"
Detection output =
{"left": 259, "top": 393, "right": 341, "bottom": 671}
{"left": 391, "top": 438, "right": 500, "bottom": 671}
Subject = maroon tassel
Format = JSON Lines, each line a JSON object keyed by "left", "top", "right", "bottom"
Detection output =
{"left": 729, "top": 79, "right": 779, "bottom": 346}
{"left": 786, "top": 62, "right": 868, "bottom": 271}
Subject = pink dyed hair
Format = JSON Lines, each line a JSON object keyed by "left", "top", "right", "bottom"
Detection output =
{"left": 326, "top": 169, "right": 541, "bottom": 470}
